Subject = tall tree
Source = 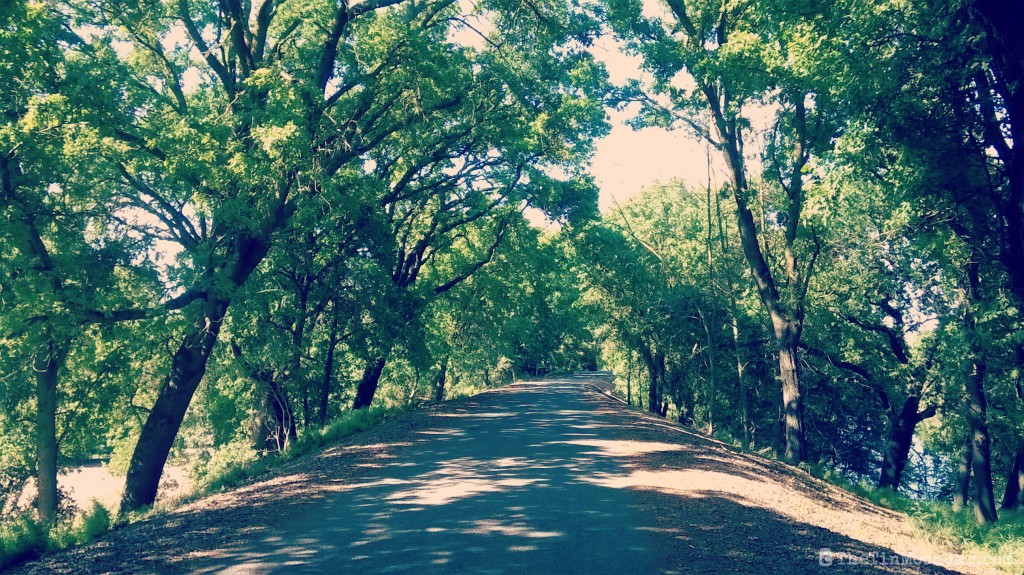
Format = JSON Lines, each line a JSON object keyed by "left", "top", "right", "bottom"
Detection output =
{"left": 606, "top": 0, "right": 843, "bottom": 463}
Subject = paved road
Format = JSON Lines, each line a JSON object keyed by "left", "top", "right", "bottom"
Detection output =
{"left": 210, "top": 375, "right": 671, "bottom": 574}
{"left": 15, "top": 374, "right": 979, "bottom": 575}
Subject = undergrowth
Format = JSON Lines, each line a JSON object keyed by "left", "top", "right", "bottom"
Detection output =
{"left": 0, "top": 502, "right": 111, "bottom": 572}
{"left": 808, "top": 466, "right": 1024, "bottom": 573}
{"left": 163, "top": 404, "right": 405, "bottom": 510}
{"left": 0, "top": 405, "right": 402, "bottom": 572}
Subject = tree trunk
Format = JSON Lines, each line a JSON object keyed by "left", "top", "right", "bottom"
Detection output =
{"left": 972, "top": 1, "right": 1024, "bottom": 315}
{"left": 640, "top": 347, "right": 661, "bottom": 416}
{"left": 963, "top": 257, "right": 998, "bottom": 524}
{"left": 34, "top": 339, "right": 65, "bottom": 525}
{"left": 953, "top": 433, "right": 973, "bottom": 511}
{"left": 318, "top": 316, "right": 339, "bottom": 425}
{"left": 121, "top": 233, "right": 271, "bottom": 513}
{"left": 699, "top": 309, "right": 717, "bottom": 435}
{"left": 432, "top": 356, "right": 449, "bottom": 404}
{"left": 626, "top": 351, "right": 633, "bottom": 406}
{"left": 121, "top": 298, "right": 229, "bottom": 513}
{"left": 711, "top": 85, "right": 811, "bottom": 465}
{"left": 251, "top": 402, "right": 270, "bottom": 453}
{"left": 1001, "top": 445, "right": 1024, "bottom": 509}
{"left": 966, "top": 354, "right": 998, "bottom": 523}
{"left": 778, "top": 340, "right": 805, "bottom": 465}
{"left": 352, "top": 355, "right": 388, "bottom": 410}
{"left": 877, "top": 396, "right": 931, "bottom": 491}
{"left": 731, "top": 314, "right": 750, "bottom": 448}
{"left": 266, "top": 375, "right": 297, "bottom": 451}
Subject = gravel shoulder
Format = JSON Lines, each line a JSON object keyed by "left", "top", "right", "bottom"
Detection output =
{"left": 8, "top": 374, "right": 1005, "bottom": 575}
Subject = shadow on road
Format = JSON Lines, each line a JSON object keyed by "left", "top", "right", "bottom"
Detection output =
{"left": 15, "top": 374, "right": 978, "bottom": 575}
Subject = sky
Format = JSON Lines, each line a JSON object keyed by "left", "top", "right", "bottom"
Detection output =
{"left": 584, "top": 11, "right": 735, "bottom": 216}
{"left": 449, "top": 4, "right": 730, "bottom": 221}
{"left": 591, "top": 110, "right": 718, "bottom": 213}
{"left": 584, "top": 37, "right": 735, "bottom": 216}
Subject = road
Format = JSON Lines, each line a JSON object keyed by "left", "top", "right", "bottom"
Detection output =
{"left": 208, "top": 375, "right": 670, "bottom": 574}
{"left": 14, "top": 374, "right": 990, "bottom": 575}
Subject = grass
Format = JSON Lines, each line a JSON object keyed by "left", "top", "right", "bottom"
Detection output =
{"left": 195, "top": 405, "right": 405, "bottom": 497}
{"left": 0, "top": 404, "right": 404, "bottom": 572}
{"left": 0, "top": 502, "right": 111, "bottom": 572}
{"left": 807, "top": 466, "right": 1024, "bottom": 573}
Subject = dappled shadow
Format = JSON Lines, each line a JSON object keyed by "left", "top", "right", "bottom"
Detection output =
{"left": 14, "top": 375, "right": 976, "bottom": 575}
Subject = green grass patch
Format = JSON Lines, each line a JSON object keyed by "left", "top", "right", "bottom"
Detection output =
{"left": 161, "top": 404, "right": 407, "bottom": 512}
{"left": 2, "top": 404, "right": 406, "bottom": 571}
{"left": 0, "top": 502, "right": 112, "bottom": 571}
{"left": 806, "top": 465, "right": 1024, "bottom": 573}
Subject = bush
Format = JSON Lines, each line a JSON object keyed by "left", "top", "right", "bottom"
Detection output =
{"left": 191, "top": 441, "right": 259, "bottom": 488}
{"left": 0, "top": 502, "right": 112, "bottom": 571}
{"left": 48, "top": 502, "right": 111, "bottom": 549}
{"left": 0, "top": 514, "right": 47, "bottom": 571}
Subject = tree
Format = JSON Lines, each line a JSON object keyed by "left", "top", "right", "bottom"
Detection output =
{"left": 47, "top": 0, "right": 607, "bottom": 512}
{"left": 0, "top": 0, "right": 171, "bottom": 522}
{"left": 605, "top": 0, "right": 847, "bottom": 463}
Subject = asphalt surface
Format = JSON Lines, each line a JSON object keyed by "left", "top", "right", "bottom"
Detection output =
{"left": 13, "top": 374, "right": 984, "bottom": 575}
{"left": 206, "top": 375, "right": 671, "bottom": 574}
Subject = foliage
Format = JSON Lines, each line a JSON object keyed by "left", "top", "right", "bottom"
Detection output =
{"left": 810, "top": 466, "right": 1024, "bottom": 574}
{"left": 0, "top": 502, "right": 110, "bottom": 571}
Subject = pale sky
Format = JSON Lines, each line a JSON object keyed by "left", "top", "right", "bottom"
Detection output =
{"left": 587, "top": 37, "right": 732, "bottom": 215}
{"left": 591, "top": 110, "right": 719, "bottom": 213}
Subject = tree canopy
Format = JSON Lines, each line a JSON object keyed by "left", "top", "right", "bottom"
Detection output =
{"left": 1, "top": 0, "right": 1022, "bottom": 546}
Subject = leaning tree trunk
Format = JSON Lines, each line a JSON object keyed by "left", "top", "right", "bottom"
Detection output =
{"left": 352, "top": 355, "right": 389, "bottom": 410}
{"left": 34, "top": 339, "right": 65, "bottom": 525}
{"left": 1001, "top": 445, "right": 1024, "bottom": 509}
{"left": 121, "top": 233, "right": 272, "bottom": 513}
{"left": 877, "top": 396, "right": 934, "bottom": 491}
{"left": 121, "top": 298, "right": 228, "bottom": 513}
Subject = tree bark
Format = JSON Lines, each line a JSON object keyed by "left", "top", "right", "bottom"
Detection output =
{"left": 1001, "top": 445, "right": 1024, "bottom": 509}
{"left": 265, "top": 374, "right": 297, "bottom": 451}
{"left": 965, "top": 352, "right": 998, "bottom": 523}
{"left": 352, "top": 355, "right": 388, "bottom": 410}
{"left": 626, "top": 351, "right": 633, "bottom": 406}
{"left": 778, "top": 340, "right": 805, "bottom": 465}
{"left": 640, "top": 347, "right": 661, "bottom": 416}
{"left": 877, "top": 396, "right": 934, "bottom": 491}
{"left": 953, "top": 433, "right": 973, "bottom": 511}
{"left": 432, "top": 356, "right": 449, "bottom": 404}
{"left": 121, "top": 297, "right": 228, "bottom": 513}
{"left": 972, "top": 0, "right": 1024, "bottom": 313}
{"left": 698, "top": 309, "right": 717, "bottom": 435}
{"left": 732, "top": 315, "right": 751, "bottom": 448}
{"left": 34, "top": 339, "right": 65, "bottom": 525}
{"left": 121, "top": 230, "right": 273, "bottom": 513}
{"left": 287, "top": 282, "right": 309, "bottom": 429}
{"left": 963, "top": 258, "right": 998, "bottom": 524}
{"left": 318, "top": 315, "right": 340, "bottom": 425}
{"left": 712, "top": 93, "right": 810, "bottom": 464}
